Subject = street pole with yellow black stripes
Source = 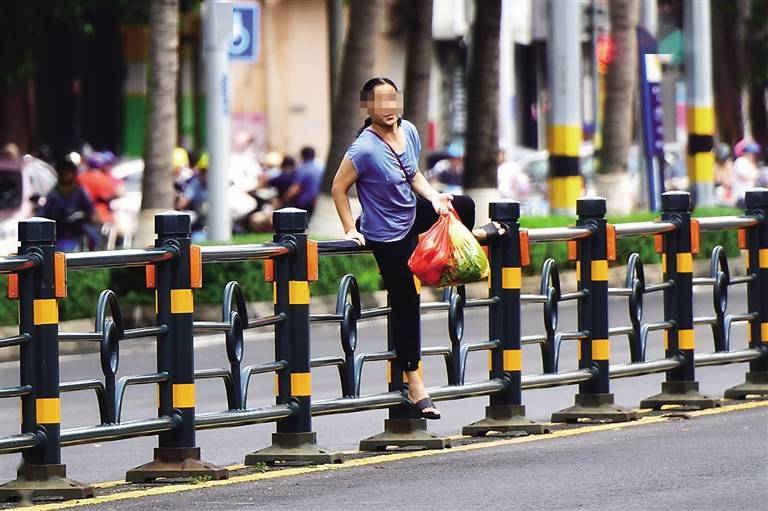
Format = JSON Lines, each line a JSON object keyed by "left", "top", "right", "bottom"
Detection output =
{"left": 0, "top": 218, "right": 93, "bottom": 501}
{"left": 246, "top": 208, "right": 342, "bottom": 464}
{"left": 127, "top": 213, "right": 227, "bottom": 482}
{"left": 463, "top": 201, "right": 547, "bottom": 435}
{"left": 641, "top": 192, "right": 719, "bottom": 408}
{"left": 552, "top": 198, "right": 638, "bottom": 422}
{"left": 547, "top": 0, "right": 583, "bottom": 215}
{"left": 726, "top": 189, "right": 768, "bottom": 398}
{"left": 684, "top": 0, "right": 715, "bottom": 207}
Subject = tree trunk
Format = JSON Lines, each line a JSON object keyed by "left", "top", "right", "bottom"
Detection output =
{"left": 599, "top": 0, "right": 639, "bottom": 174}
{"left": 711, "top": 0, "right": 743, "bottom": 145}
{"left": 136, "top": 0, "right": 179, "bottom": 246}
{"left": 463, "top": 0, "right": 501, "bottom": 189}
{"left": 404, "top": 0, "right": 433, "bottom": 169}
{"left": 321, "top": 0, "right": 380, "bottom": 193}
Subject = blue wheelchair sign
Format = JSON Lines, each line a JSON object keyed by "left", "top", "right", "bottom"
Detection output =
{"left": 229, "top": 4, "right": 260, "bottom": 62}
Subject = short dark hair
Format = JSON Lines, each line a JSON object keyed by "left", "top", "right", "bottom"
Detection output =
{"left": 300, "top": 146, "right": 315, "bottom": 161}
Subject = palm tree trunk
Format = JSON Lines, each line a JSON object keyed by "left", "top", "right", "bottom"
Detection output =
{"left": 321, "top": 0, "right": 380, "bottom": 193}
{"left": 136, "top": 0, "right": 179, "bottom": 246}
{"left": 463, "top": 0, "right": 501, "bottom": 189}
{"left": 404, "top": 0, "right": 433, "bottom": 170}
{"left": 599, "top": 0, "right": 639, "bottom": 174}
{"left": 711, "top": 0, "right": 743, "bottom": 145}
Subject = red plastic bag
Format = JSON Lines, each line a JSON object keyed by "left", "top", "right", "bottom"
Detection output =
{"left": 408, "top": 212, "right": 490, "bottom": 287}
{"left": 408, "top": 213, "right": 453, "bottom": 286}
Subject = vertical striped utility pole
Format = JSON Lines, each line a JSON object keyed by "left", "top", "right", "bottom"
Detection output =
{"left": 547, "top": 0, "right": 583, "bottom": 215}
{"left": 684, "top": 0, "right": 715, "bottom": 207}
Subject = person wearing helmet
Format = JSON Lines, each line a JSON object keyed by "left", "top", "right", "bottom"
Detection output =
{"left": 714, "top": 142, "right": 733, "bottom": 204}
{"left": 732, "top": 140, "right": 761, "bottom": 208}
{"left": 39, "top": 155, "right": 99, "bottom": 250}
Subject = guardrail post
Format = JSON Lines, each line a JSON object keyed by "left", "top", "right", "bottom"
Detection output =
{"left": 552, "top": 197, "right": 638, "bottom": 422}
{"left": 245, "top": 208, "right": 342, "bottom": 464}
{"left": 641, "top": 191, "right": 720, "bottom": 409}
{"left": 0, "top": 218, "right": 93, "bottom": 502}
{"left": 463, "top": 201, "right": 547, "bottom": 435}
{"left": 126, "top": 212, "right": 227, "bottom": 482}
{"left": 725, "top": 188, "right": 768, "bottom": 398}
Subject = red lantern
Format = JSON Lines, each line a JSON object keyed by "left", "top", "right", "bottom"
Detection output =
{"left": 596, "top": 33, "right": 615, "bottom": 74}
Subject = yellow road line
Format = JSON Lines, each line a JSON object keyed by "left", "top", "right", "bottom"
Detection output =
{"left": 27, "top": 400, "right": 767, "bottom": 511}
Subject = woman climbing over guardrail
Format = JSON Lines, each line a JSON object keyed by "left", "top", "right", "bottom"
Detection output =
{"left": 330, "top": 77, "right": 505, "bottom": 420}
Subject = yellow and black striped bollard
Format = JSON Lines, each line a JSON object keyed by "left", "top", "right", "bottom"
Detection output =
{"left": 463, "top": 201, "right": 547, "bottom": 435}
{"left": 0, "top": 218, "right": 93, "bottom": 501}
{"left": 725, "top": 189, "right": 768, "bottom": 398}
{"left": 552, "top": 198, "right": 637, "bottom": 422}
{"left": 127, "top": 213, "right": 227, "bottom": 482}
{"left": 641, "top": 192, "right": 719, "bottom": 409}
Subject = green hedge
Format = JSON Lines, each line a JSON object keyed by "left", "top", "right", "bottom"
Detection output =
{"left": 0, "top": 207, "right": 742, "bottom": 326}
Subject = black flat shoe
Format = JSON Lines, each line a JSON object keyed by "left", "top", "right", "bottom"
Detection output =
{"left": 408, "top": 397, "right": 441, "bottom": 420}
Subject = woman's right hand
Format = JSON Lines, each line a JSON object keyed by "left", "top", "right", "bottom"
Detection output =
{"left": 345, "top": 228, "right": 366, "bottom": 246}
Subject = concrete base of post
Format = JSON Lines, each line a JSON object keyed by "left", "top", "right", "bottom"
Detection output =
{"left": 640, "top": 381, "right": 720, "bottom": 410}
{"left": 244, "top": 433, "right": 343, "bottom": 466}
{"left": 551, "top": 393, "right": 639, "bottom": 423}
{"left": 723, "top": 372, "right": 768, "bottom": 400}
{"left": 125, "top": 447, "right": 228, "bottom": 483}
{"left": 462, "top": 405, "right": 549, "bottom": 436}
{"left": 0, "top": 463, "right": 94, "bottom": 502}
{"left": 359, "top": 419, "right": 453, "bottom": 451}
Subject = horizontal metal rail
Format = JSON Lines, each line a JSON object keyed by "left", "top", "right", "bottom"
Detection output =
{"left": 527, "top": 226, "right": 593, "bottom": 243}
{"left": 696, "top": 216, "right": 758, "bottom": 231}
{"left": 61, "top": 417, "right": 179, "bottom": 447}
{"left": 0, "top": 385, "right": 32, "bottom": 399}
{"left": 124, "top": 326, "right": 168, "bottom": 339}
{"left": 613, "top": 221, "right": 677, "bottom": 237}
{"left": 609, "top": 357, "right": 682, "bottom": 379}
{"left": 316, "top": 240, "right": 369, "bottom": 256}
{"left": 521, "top": 294, "right": 547, "bottom": 303}
{"left": 694, "top": 348, "right": 764, "bottom": 367}
{"left": 521, "top": 368, "right": 596, "bottom": 389}
{"left": 729, "top": 275, "right": 754, "bottom": 285}
{"left": 66, "top": 248, "right": 174, "bottom": 269}
{"left": 645, "top": 281, "right": 674, "bottom": 293}
{"left": 196, "top": 404, "right": 295, "bottom": 429}
{"left": 521, "top": 334, "right": 546, "bottom": 345}
{"left": 311, "top": 355, "right": 345, "bottom": 369}
{"left": 0, "top": 254, "right": 37, "bottom": 274}
{"left": 59, "top": 332, "right": 102, "bottom": 342}
{"left": 200, "top": 243, "right": 291, "bottom": 263}
{"left": 466, "top": 297, "right": 500, "bottom": 308}
{"left": 0, "top": 433, "right": 43, "bottom": 454}
{"left": 0, "top": 334, "right": 29, "bottom": 349}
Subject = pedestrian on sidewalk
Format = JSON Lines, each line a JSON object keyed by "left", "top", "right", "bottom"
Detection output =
{"left": 330, "top": 77, "right": 504, "bottom": 420}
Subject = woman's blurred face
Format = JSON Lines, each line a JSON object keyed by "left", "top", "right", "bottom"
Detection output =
{"left": 363, "top": 84, "right": 403, "bottom": 128}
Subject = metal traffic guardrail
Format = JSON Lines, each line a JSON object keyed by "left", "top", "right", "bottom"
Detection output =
{"left": 1, "top": 189, "right": 767, "bottom": 502}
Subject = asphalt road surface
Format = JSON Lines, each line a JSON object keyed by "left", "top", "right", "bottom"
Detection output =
{"left": 0, "top": 288, "right": 765, "bottom": 503}
{"left": 59, "top": 406, "right": 767, "bottom": 511}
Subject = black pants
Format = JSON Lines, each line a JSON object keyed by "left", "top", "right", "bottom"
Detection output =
{"left": 365, "top": 195, "right": 476, "bottom": 371}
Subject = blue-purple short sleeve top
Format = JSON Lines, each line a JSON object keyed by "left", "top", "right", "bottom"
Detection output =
{"left": 344, "top": 119, "right": 421, "bottom": 242}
